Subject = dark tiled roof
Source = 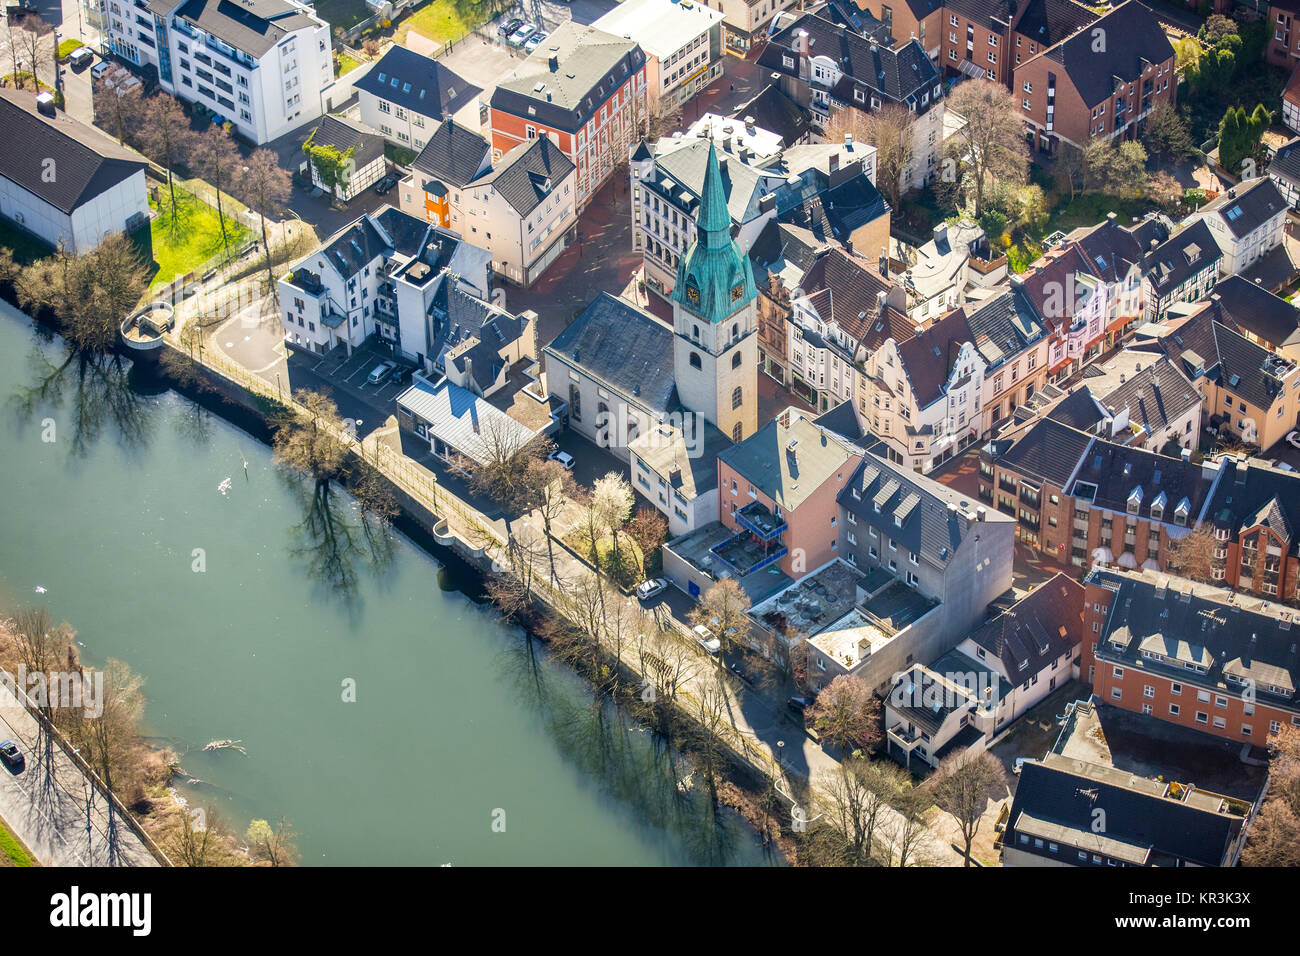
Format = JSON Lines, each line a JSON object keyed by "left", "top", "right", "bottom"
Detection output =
{"left": 373, "top": 205, "right": 436, "bottom": 258}
{"left": 1018, "top": 245, "right": 1102, "bottom": 333}
{"left": 1204, "top": 457, "right": 1300, "bottom": 547}
{"left": 946, "top": 0, "right": 1015, "bottom": 30}
{"left": 1068, "top": 214, "right": 1168, "bottom": 284}
{"left": 963, "top": 285, "right": 1048, "bottom": 368}
{"left": 309, "top": 114, "right": 385, "bottom": 171}
{"left": 1158, "top": 306, "right": 1294, "bottom": 412}
{"left": 968, "top": 572, "right": 1084, "bottom": 678}
{"left": 1269, "top": 136, "right": 1300, "bottom": 188}
{"left": 474, "top": 135, "right": 575, "bottom": 217}
{"left": 1046, "top": 388, "right": 1108, "bottom": 431}
{"left": 411, "top": 118, "right": 490, "bottom": 189}
{"left": 1211, "top": 275, "right": 1300, "bottom": 351}
{"left": 792, "top": 171, "right": 890, "bottom": 247}
{"left": 762, "top": 16, "right": 941, "bottom": 111}
{"left": 1067, "top": 441, "right": 1208, "bottom": 522}
{"left": 896, "top": 307, "right": 976, "bottom": 409}
{"left": 1041, "top": 0, "right": 1175, "bottom": 107}
{"left": 991, "top": 418, "right": 1094, "bottom": 489}
{"left": 354, "top": 46, "right": 480, "bottom": 121}
{"left": 1095, "top": 357, "right": 1202, "bottom": 443}
{"left": 1008, "top": 756, "right": 1243, "bottom": 867}
{"left": 813, "top": 401, "right": 864, "bottom": 443}
{"left": 729, "top": 84, "right": 810, "bottom": 148}
{"left": 718, "top": 413, "right": 862, "bottom": 510}
{"left": 1144, "top": 219, "right": 1221, "bottom": 297}
{"left": 1198, "top": 176, "right": 1288, "bottom": 240}
{"left": 749, "top": 219, "right": 828, "bottom": 287}
{"left": 0, "top": 88, "right": 147, "bottom": 215}
{"left": 175, "top": 0, "right": 318, "bottom": 58}
{"left": 492, "top": 22, "right": 645, "bottom": 133}
{"left": 796, "top": 247, "right": 906, "bottom": 346}
{"left": 840, "top": 453, "right": 1002, "bottom": 563}
{"left": 545, "top": 293, "right": 677, "bottom": 414}
{"left": 1012, "top": 0, "right": 1098, "bottom": 45}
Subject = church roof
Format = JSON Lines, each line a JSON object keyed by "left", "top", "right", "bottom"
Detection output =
{"left": 671, "top": 140, "right": 757, "bottom": 325}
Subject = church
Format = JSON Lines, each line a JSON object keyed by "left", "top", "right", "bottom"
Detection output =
{"left": 541, "top": 140, "right": 758, "bottom": 532}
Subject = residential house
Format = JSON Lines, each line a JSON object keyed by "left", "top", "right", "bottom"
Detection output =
{"left": 1198, "top": 455, "right": 1300, "bottom": 600}
{"left": 1003, "top": 752, "right": 1246, "bottom": 866}
{"left": 1210, "top": 274, "right": 1300, "bottom": 362}
{"left": 101, "top": 0, "right": 331, "bottom": 144}
{"left": 1013, "top": 0, "right": 1176, "bottom": 155}
{"left": 750, "top": 219, "right": 830, "bottom": 384}
{"left": 1283, "top": 67, "right": 1300, "bottom": 134}
{"left": 591, "top": 0, "right": 725, "bottom": 110}
{"left": 729, "top": 84, "right": 813, "bottom": 148}
{"left": 1016, "top": 245, "right": 1108, "bottom": 384}
{"left": 1183, "top": 176, "right": 1287, "bottom": 278}
{"left": 354, "top": 45, "right": 481, "bottom": 151}
{"left": 489, "top": 22, "right": 647, "bottom": 213}
{"left": 894, "top": 219, "right": 1008, "bottom": 324}
{"left": 761, "top": 14, "right": 946, "bottom": 192}
{"left": 1266, "top": 0, "right": 1300, "bottom": 70}
{"left": 1267, "top": 135, "right": 1300, "bottom": 209}
{"left": 629, "top": 420, "right": 732, "bottom": 536}
{"left": 0, "top": 88, "right": 147, "bottom": 253}
{"left": 1084, "top": 566, "right": 1300, "bottom": 748}
{"left": 1074, "top": 351, "right": 1205, "bottom": 454}
{"left": 400, "top": 126, "right": 578, "bottom": 287}
{"left": 1142, "top": 220, "right": 1222, "bottom": 322}
{"left": 303, "top": 114, "right": 386, "bottom": 202}
{"left": 1059, "top": 211, "right": 1169, "bottom": 347}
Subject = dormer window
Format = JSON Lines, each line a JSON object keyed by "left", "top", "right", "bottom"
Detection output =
{"left": 1127, "top": 487, "right": 1142, "bottom": 514}
{"left": 1174, "top": 498, "right": 1190, "bottom": 526}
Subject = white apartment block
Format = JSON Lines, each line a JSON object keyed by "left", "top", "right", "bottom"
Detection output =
{"left": 1185, "top": 177, "right": 1288, "bottom": 277}
{"left": 354, "top": 45, "right": 481, "bottom": 152}
{"left": 593, "top": 0, "right": 726, "bottom": 110}
{"left": 100, "top": 0, "right": 330, "bottom": 144}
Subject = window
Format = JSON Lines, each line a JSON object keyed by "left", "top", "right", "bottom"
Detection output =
{"left": 732, "top": 422, "right": 743, "bottom": 442}
{"left": 732, "top": 352, "right": 742, "bottom": 369}
{"left": 1169, "top": 703, "right": 1180, "bottom": 716}
{"left": 731, "top": 387, "right": 743, "bottom": 410}
{"left": 689, "top": 352, "right": 701, "bottom": 369}
{"left": 1110, "top": 687, "right": 1122, "bottom": 701}
{"left": 1195, "top": 711, "right": 1208, "bottom": 724}
{"left": 1143, "top": 685, "right": 1154, "bottom": 698}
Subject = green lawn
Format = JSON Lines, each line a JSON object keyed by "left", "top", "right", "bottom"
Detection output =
{"left": 334, "top": 50, "right": 363, "bottom": 77}
{"left": 398, "top": 0, "right": 482, "bottom": 46}
{"left": 134, "top": 186, "right": 250, "bottom": 289}
{"left": 312, "top": 0, "right": 371, "bottom": 31}
{"left": 57, "top": 38, "right": 85, "bottom": 60}
{"left": 0, "top": 818, "right": 36, "bottom": 867}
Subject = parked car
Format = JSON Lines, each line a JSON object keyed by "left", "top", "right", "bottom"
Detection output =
{"left": 499, "top": 17, "right": 522, "bottom": 37}
{"left": 692, "top": 624, "right": 720, "bottom": 656}
{"left": 729, "top": 660, "right": 755, "bottom": 686}
{"left": 68, "top": 47, "right": 94, "bottom": 70}
{"left": 389, "top": 365, "right": 412, "bottom": 385}
{"left": 508, "top": 23, "right": 535, "bottom": 47}
{"left": 374, "top": 174, "right": 398, "bottom": 195}
{"left": 90, "top": 60, "right": 112, "bottom": 80}
{"left": 1287, "top": 430, "right": 1300, "bottom": 451}
{"left": 367, "top": 360, "right": 398, "bottom": 385}
{"left": 548, "top": 449, "right": 575, "bottom": 471}
{"left": 635, "top": 578, "right": 667, "bottom": 601}
{"left": 524, "top": 31, "right": 547, "bottom": 53}
{"left": 786, "top": 695, "right": 809, "bottom": 716}
{"left": 0, "top": 740, "right": 23, "bottom": 772}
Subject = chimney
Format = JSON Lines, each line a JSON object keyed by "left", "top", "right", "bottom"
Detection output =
{"left": 1181, "top": 447, "right": 1191, "bottom": 462}
{"left": 876, "top": 289, "right": 887, "bottom": 315}
{"left": 829, "top": 153, "right": 839, "bottom": 174}
{"left": 548, "top": 54, "right": 558, "bottom": 71}
{"left": 844, "top": 132, "right": 853, "bottom": 150}
{"left": 796, "top": 28, "right": 810, "bottom": 55}
{"left": 759, "top": 192, "right": 776, "bottom": 214}
{"left": 719, "top": 157, "right": 729, "bottom": 177}
{"left": 745, "top": 115, "right": 756, "bottom": 135}
{"left": 35, "top": 91, "right": 56, "bottom": 117}
{"left": 933, "top": 222, "right": 948, "bottom": 246}
{"left": 879, "top": 248, "right": 889, "bottom": 277}
{"left": 1107, "top": 211, "right": 1117, "bottom": 222}
{"left": 977, "top": 506, "right": 987, "bottom": 522}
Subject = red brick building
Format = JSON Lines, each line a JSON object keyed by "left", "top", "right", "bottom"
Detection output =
{"left": 1268, "top": 0, "right": 1300, "bottom": 70}
{"left": 1083, "top": 568, "right": 1300, "bottom": 746}
{"left": 1012, "top": 0, "right": 1176, "bottom": 155}
{"left": 489, "top": 22, "right": 646, "bottom": 213}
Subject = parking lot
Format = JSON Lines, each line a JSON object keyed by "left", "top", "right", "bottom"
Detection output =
{"left": 283, "top": 342, "right": 413, "bottom": 434}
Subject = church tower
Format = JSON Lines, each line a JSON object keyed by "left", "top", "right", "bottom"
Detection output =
{"left": 671, "top": 140, "right": 759, "bottom": 444}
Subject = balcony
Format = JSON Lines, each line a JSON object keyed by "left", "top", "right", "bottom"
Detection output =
{"left": 887, "top": 723, "right": 922, "bottom": 751}
{"left": 736, "top": 501, "right": 787, "bottom": 541}
{"left": 710, "top": 530, "right": 787, "bottom": 577}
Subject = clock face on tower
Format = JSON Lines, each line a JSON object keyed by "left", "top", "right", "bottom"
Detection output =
{"left": 686, "top": 285, "right": 700, "bottom": 305}
{"left": 730, "top": 284, "right": 743, "bottom": 302}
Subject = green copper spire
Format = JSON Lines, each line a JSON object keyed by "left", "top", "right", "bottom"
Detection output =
{"left": 671, "top": 139, "right": 758, "bottom": 325}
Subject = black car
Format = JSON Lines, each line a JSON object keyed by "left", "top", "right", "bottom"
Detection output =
{"left": 499, "top": 17, "right": 522, "bottom": 36}
{"left": 0, "top": 740, "right": 23, "bottom": 772}
{"left": 786, "top": 696, "right": 809, "bottom": 716}
{"left": 374, "top": 175, "right": 398, "bottom": 195}
{"left": 390, "top": 365, "right": 412, "bottom": 385}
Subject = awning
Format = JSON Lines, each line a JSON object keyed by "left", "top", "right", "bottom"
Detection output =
{"left": 1092, "top": 547, "right": 1114, "bottom": 565}
{"left": 1048, "top": 356, "right": 1072, "bottom": 375}
{"left": 957, "top": 59, "right": 987, "bottom": 79}
{"left": 1118, "top": 551, "right": 1139, "bottom": 569}
{"left": 1142, "top": 558, "right": 1160, "bottom": 571}
{"left": 1105, "top": 314, "right": 1134, "bottom": 334}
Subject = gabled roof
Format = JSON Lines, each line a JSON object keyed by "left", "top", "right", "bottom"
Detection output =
{"left": 1094, "top": 356, "right": 1202, "bottom": 443}
{"left": 396, "top": 378, "right": 541, "bottom": 468}
{"left": 1197, "top": 176, "right": 1288, "bottom": 240}
{"left": 988, "top": 417, "right": 1094, "bottom": 489}
{"left": 308, "top": 114, "right": 385, "bottom": 172}
{"left": 1211, "top": 274, "right": 1300, "bottom": 351}
{"left": 492, "top": 22, "right": 646, "bottom": 133}
{"left": 1144, "top": 219, "right": 1221, "bottom": 297}
{"left": 1067, "top": 439, "right": 1209, "bottom": 527}
{"left": 896, "top": 307, "right": 978, "bottom": 409}
{"left": 1204, "top": 456, "right": 1300, "bottom": 548}
{"left": 354, "top": 45, "right": 480, "bottom": 121}
{"left": 545, "top": 293, "right": 677, "bottom": 414}
{"left": 796, "top": 248, "right": 909, "bottom": 349}
{"left": 1018, "top": 245, "right": 1102, "bottom": 333}
{"left": 473, "top": 135, "right": 575, "bottom": 217}
{"left": 789, "top": 170, "right": 890, "bottom": 246}
{"left": 0, "top": 88, "right": 147, "bottom": 215}
{"left": 963, "top": 285, "right": 1048, "bottom": 368}
{"left": 1038, "top": 0, "right": 1175, "bottom": 108}
{"left": 1157, "top": 304, "right": 1294, "bottom": 412}
{"left": 174, "top": 0, "right": 319, "bottom": 58}
{"left": 411, "top": 118, "right": 491, "bottom": 188}
{"left": 1045, "top": 388, "right": 1108, "bottom": 432}
{"left": 1067, "top": 213, "right": 1169, "bottom": 284}
{"left": 1011, "top": 0, "right": 1099, "bottom": 46}
{"left": 1269, "top": 135, "right": 1300, "bottom": 188}
{"left": 719, "top": 413, "right": 862, "bottom": 512}
{"left": 967, "top": 572, "right": 1084, "bottom": 679}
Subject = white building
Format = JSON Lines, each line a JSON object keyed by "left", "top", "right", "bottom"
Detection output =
{"left": 0, "top": 89, "right": 148, "bottom": 253}
{"left": 100, "top": 0, "right": 331, "bottom": 145}
{"left": 303, "top": 114, "right": 387, "bottom": 202}
{"left": 592, "top": 0, "right": 726, "bottom": 110}
{"left": 1183, "top": 176, "right": 1288, "bottom": 278}
{"left": 353, "top": 45, "right": 481, "bottom": 152}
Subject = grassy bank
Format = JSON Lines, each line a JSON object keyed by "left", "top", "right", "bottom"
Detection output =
{"left": 133, "top": 186, "right": 251, "bottom": 289}
{"left": 0, "top": 817, "right": 36, "bottom": 866}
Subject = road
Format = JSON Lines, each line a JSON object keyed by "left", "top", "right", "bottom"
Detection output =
{"left": 0, "top": 681, "right": 159, "bottom": 866}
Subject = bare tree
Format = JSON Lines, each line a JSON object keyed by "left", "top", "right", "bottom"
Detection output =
{"left": 885, "top": 781, "right": 930, "bottom": 867}
{"left": 1165, "top": 527, "right": 1220, "bottom": 583}
{"left": 167, "top": 805, "right": 234, "bottom": 866}
{"left": 929, "top": 750, "right": 1002, "bottom": 866}
{"left": 592, "top": 471, "right": 635, "bottom": 572}
{"left": 818, "top": 756, "right": 906, "bottom": 864}
{"left": 689, "top": 577, "right": 752, "bottom": 664}
{"left": 137, "top": 94, "right": 196, "bottom": 230}
{"left": 525, "top": 458, "right": 576, "bottom": 583}
{"left": 245, "top": 817, "right": 300, "bottom": 866}
{"left": 193, "top": 126, "right": 242, "bottom": 261}
{"left": 238, "top": 149, "right": 292, "bottom": 295}
{"left": 14, "top": 13, "right": 53, "bottom": 91}
{"left": 807, "top": 674, "right": 882, "bottom": 755}
{"left": 93, "top": 80, "right": 145, "bottom": 146}
{"left": 944, "top": 80, "right": 1029, "bottom": 218}
{"left": 1243, "top": 724, "right": 1300, "bottom": 866}
{"left": 624, "top": 506, "right": 668, "bottom": 580}
{"left": 825, "top": 104, "right": 915, "bottom": 209}
{"left": 466, "top": 419, "right": 550, "bottom": 511}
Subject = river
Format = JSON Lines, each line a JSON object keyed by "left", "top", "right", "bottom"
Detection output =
{"left": 0, "top": 299, "right": 777, "bottom": 866}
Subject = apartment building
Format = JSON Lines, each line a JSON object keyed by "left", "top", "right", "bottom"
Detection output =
{"left": 1209, "top": 275, "right": 1300, "bottom": 362}
{"left": 1199, "top": 455, "right": 1300, "bottom": 600}
{"left": 1182, "top": 176, "right": 1288, "bottom": 277}
{"left": 490, "top": 22, "right": 647, "bottom": 214}
{"left": 750, "top": 219, "right": 830, "bottom": 384}
{"left": 715, "top": 410, "right": 865, "bottom": 580}
{"left": 895, "top": 219, "right": 1007, "bottom": 324}
{"left": 354, "top": 45, "right": 480, "bottom": 151}
{"left": 702, "top": 0, "right": 800, "bottom": 56}
{"left": 630, "top": 115, "right": 884, "bottom": 295}
{"left": 101, "top": 0, "right": 331, "bottom": 144}
{"left": 1016, "top": 246, "right": 1108, "bottom": 384}
{"left": 1013, "top": 0, "right": 1175, "bottom": 155}
{"left": 592, "top": 0, "right": 725, "bottom": 110}
{"left": 1267, "top": 0, "right": 1300, "bottom": 70}
{"left": 786, "top": 247, "right": 910, "bottom": 413}
{"left": 1059, "top": 211, "right": 1169, "bottom": 347}
{"left": 1142, "top": 220, "right": 1222, "bottom": 322}
{"left": 0, "top": 88, "right": 148, "bottom": 253}
{"left": 761, "top": 14, "right": 945, "bottom": 192}
{"left": 400, "top": 121, "right": 578, "bottom": 288}
{"left": 1267, "top": 135, "right": 1300, "bottom": 210}
{"left": 1084, "top": 567, "right": 1300, "bottom": 749}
